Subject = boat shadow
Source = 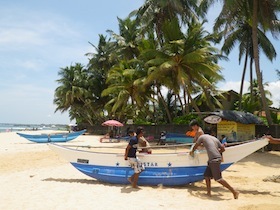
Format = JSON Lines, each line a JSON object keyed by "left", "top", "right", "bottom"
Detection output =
{"left": 42, "top": 177, "right": 102, "bottom": 185}
{"left": 187, "top": 184, "right": 279, "bottom": 200}
{"left": 43, "top": 177, "right": 143, "bottom": 193}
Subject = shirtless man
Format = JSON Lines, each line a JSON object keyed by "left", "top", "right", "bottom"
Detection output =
{"left": 189, "top": 119, "right": 204, "bottom": 143}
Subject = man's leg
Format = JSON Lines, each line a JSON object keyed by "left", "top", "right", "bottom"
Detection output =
{"left": 204, "top": 165, "right": 212, "bottom": 196}
{"left": 217, "top": 179, "right": 239, "bottom": 199}
{"left": 132, "top": 173, "right": 140, "bottom": 188}
{"left": 205, "top": 176, "right": 211, "bottom": 196}
{"left": 127, "top": 174, "right": 134, "bottom": 184}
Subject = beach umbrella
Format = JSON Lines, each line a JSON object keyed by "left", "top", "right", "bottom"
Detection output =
{"left": 204, "top": 115, "right": 222, "bottom": 124}
{"left": 102, "top": 120, "right": 124, "bottom": 127}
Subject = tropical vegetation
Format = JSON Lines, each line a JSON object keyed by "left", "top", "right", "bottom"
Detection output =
{"left": 54, "top": 0, "right": 280, "bottom": 126}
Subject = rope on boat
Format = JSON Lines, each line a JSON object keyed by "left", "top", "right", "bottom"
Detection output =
{"left": 56, "top": 139, "right": 260, "bottom": 150}
{"left": 137, "top": 143, "right": 194, "bottom": 149}
{"left": 60, "top": 144, "right": 127, "bottom": 149}
{"left": 55, "top": 143, "right": 194, "bottom": 149}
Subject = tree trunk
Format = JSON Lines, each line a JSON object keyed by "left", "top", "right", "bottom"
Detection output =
{"left": 252, "top": 0, "right": 273, "bottom": 125}
{"left": 158, "top": 88, "right": 172, "bottom": 123}
{"left": 176, "top": 93, "right": 185, "bottom": 115}
{"left": 183, "top": 89, "right": 189, "bottom": 114}
{"left": 250, "top": 57, "right": 253, "bottom": 99}
{"left": 239, "top": 50, "right": 249, "bottom": 110}
{"left": 185, "top": 88, "right": 203, "bottom": 119}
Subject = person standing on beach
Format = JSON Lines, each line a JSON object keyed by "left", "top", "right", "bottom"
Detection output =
{"left": 220, "top": 135, "right": 228, "bottom": 147}
{"left": 189, "top": 119, "right": 204, "bottom": 143}
{"left": 124, "top": 127, "right": 145, "bottom": 188}
{"left": 190, "top": 134, "right": 239, "bottom": 199}
{"left": 189, "top": 119, "right": 204, "bottom": 152}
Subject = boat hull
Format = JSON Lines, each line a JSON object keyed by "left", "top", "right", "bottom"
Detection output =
{"left": 48, "top": 138, "right": 268, "bottom": 186}
{"left": 17, "top": 129, "right": 86, "bottom": 143}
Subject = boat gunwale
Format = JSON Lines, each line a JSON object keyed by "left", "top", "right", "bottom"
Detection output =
{"left": 49, "top": 138, "right": 267, "bottom": 156}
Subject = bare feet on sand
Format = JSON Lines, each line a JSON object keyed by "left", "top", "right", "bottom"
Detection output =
{"left": 127, "top": 177, "right": 132, "bottom": 184}
{"left": 233, "top": 191, "right": 239, "bottom": 199}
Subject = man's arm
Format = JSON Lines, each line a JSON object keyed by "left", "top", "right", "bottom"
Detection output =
{"left": 124, "top": 144, "right": 131, "bottom": 160}
{"left": 265, "top": 135, "right": 280, "bottom": 144}
{"left": 189, "top": 142, "right": 200, "bottom": 156}
{"left": 219, "top": 144, "right": 225, "bottom": 153}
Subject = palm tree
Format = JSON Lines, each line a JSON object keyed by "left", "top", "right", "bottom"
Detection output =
{"left": 102, "top": 60, "right": 153, "bottom": 121}
{"left": 204, "top": 0, "right": 280, "bottom": 125}
{"left": 106, "top": 17, "right": 141, "bottom": 60}
{"left": 54, "top": 63, "right": 96, "bottom": 124}
{"left": 133, "top": 0, "right": 200, "bottom": 45}
{"left": 143, "top": 19, "right": 224, "bottom": 120}
{"left": 85, "top": 34, "right": 119, "bottom": 122}
{"left": 214, "top": 2, "right": 277, "bottom": 111}
{"left": 251, "top": 0, "right": 280, "bottom": 125}
{"left": 240, "top": 79, "right": 273, "bottom": 113}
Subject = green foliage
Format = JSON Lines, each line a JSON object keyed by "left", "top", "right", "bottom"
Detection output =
{"left": 271, "top": 112, "right": 280, "bottom": 124}
{"left": 53, "top": 1, "right": 280, "bottom": 126}
{"left": 259, "top": 116, "right": 268, "bottom": 126}
{"left": 172, "top": 114, "right": 200, "bottom": 125}
{"left": 134, "top": 118, "right": 153, "bottom": 125}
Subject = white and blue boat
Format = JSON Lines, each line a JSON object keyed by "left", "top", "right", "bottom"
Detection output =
{"left": 48, "top": 138, "right": 268, "bottom": 186}
{"left": 17, "top": 129, "right": 86, "bottom": 143}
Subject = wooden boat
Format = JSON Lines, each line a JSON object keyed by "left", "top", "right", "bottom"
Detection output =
{"left": 17, "top": 129, "right": 86, "bottom": 143}
{"left": 48, "top": 138, "right": 268, "bottom": 186}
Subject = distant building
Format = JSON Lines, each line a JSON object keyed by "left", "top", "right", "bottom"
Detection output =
{"left": 195, "top": 90, "right": 239, "bottom": 112}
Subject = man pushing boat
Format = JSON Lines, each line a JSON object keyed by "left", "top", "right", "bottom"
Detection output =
{"left": 190, "top": 134, "right": 239, "bottom": 199}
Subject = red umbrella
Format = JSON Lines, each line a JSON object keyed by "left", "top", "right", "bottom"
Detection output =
{"left": 102, "top": 120, "right": 124, "bottom": 127}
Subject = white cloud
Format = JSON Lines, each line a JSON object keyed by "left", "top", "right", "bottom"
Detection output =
{"left": 218, "top": 81, "right": 250, "bottom": 93}
{"left": 266, "top": 81, "right": 280, "bottom": 108}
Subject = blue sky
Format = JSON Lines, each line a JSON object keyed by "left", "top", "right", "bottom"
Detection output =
{"left": 0, "top": 0, "right": 279, "bottom": 124}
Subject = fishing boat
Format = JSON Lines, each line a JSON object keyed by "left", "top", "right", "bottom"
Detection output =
{"left": 48, "top": 137, "right": 268, "bottom": 186}
{"left": 17, "top": 129, "right": 86, "bottom": 143}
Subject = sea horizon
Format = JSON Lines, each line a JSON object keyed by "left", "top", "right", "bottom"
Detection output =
{"left": 0, "top": 123, "right": 68, "bottom": 133}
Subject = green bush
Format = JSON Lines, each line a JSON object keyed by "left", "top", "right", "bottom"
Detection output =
{"left": 172, "top": 114, "right": 200, "bottom": 125}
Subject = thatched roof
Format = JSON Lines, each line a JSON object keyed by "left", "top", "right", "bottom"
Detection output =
{"left": 211, "top": 110, "right": 263, "bottom": 124}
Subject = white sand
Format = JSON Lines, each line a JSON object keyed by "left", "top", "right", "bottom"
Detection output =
{"left": 0, "top": 131, "right": 279, "bottom": 210}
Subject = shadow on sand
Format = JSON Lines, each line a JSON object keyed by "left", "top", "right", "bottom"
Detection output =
{"left": 187, "top": 183, "right": 279, "bottom": 200}
{"left": 43, "top": 177, "right": 145, "bottom": 193}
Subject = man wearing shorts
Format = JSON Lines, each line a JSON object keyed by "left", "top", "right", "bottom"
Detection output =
{"left": 124, "top": 127, "right": 145, "bottom": 188}
{"left": 190, "top": 134, "right": 239, "bottom": 199}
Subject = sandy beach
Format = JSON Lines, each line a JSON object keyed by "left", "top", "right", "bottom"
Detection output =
{"left": 0, "top": 131, "right": 279, "bottom": 210}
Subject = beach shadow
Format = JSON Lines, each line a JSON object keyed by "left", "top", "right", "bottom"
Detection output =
{"left": 15, "top": 142, "right": 39, "bottom": 144}
{"left": 187, "top": 185, "right": 227, "bottom": 201}
{"left": 42, "top": 177, "right": 101, "bottom": 185}
{"left": 120, "top": 186, "right": 142, "bottom": 193}
{"left": 237, "top": 189, "right": 280, "bottom": 197}
{"left": 187, "top": 183, "right": 279, "bottom": 200}
{"left": 42, "top": 177, "right": 133, "bottom": 188}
